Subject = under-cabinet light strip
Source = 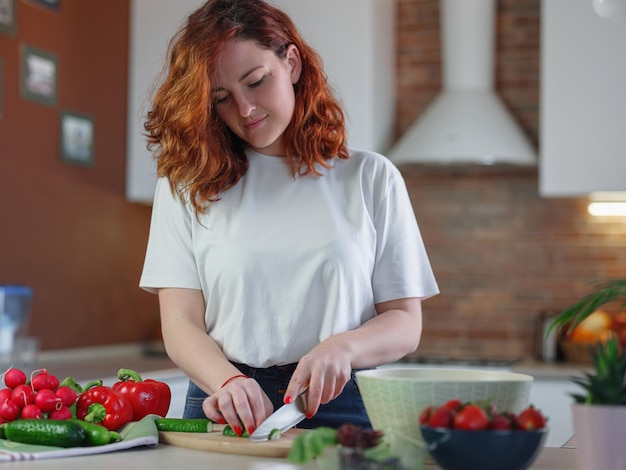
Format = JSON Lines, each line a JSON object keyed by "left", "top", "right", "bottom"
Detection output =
{"left": 588, "top": 202, "right": 626, "bottom": 216}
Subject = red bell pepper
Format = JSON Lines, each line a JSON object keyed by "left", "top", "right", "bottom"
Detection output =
{"left": 112, "top": 368, "right": 172, "bottom": 420}
{"left": 76, "top": 383, "right": 133, "bottom": 431}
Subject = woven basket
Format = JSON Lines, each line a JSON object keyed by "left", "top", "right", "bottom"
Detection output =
{"left": 559, "top": 340, "right": 596, "bottom": 364}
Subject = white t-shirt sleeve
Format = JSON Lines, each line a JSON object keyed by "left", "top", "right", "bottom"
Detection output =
{"left": 370, "top": 162, "right": 438, "bottom": 303}
{"left": 139, "top": 177, "right": 202, "bottom": 294}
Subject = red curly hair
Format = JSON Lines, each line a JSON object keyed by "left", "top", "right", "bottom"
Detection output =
{"left": 144, "top": 0, "right": 349, "bottom": 215}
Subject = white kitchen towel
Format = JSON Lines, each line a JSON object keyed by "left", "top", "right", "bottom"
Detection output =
{"left": 0, "top": 415, "right": 159, "bottom": 462}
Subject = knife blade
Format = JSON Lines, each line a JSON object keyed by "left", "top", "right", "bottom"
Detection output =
{"left": 249, "top": 392, "right": 307, "bottom": 442}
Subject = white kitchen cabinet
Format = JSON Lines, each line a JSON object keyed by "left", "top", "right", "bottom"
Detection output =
{"left": 126, "top": 0, "right": 395, "bottom": 204}
{"left": 528, "top": 378, "right": 579, "bottom": 447}
{"left": 161, "top": 375, "right": 189, "bottom": 418}
{"left": 539, "top": 0, "right": 626, "bottom": 197}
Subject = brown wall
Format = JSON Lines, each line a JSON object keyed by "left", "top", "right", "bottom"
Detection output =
{"left": 0, "top": 1, "right": 159, "bottom": 351}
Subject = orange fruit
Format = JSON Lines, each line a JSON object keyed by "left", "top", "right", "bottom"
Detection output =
{"left": 570, "top": 310, "right": 613, "bottom": 343}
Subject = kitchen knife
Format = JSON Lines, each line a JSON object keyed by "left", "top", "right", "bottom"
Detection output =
{"left": 249, "top": 392, "right": 307, "bottom": 442}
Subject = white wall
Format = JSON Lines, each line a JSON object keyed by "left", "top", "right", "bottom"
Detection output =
{"left": 126, "top": 0, "right": 395, "bottom": 203}
{"left": 276, "top": 0, "right": 396, "bottom": 154}
{"left": 539, "top": 0, "right": 626, "bottom": 197}
{"left": 125, "top": 0, "right": 203, "bottom": 204}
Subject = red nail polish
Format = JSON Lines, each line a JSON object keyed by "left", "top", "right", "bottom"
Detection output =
{"left": 284, "top": 395, "right": 292, "bottom": 404}
{"left": 305, "top": 413, "right": 313, "bottom": 419}
{"left": 248, "top": 426, "right": 255, "bottom": 435}
{"left": 233, "top": 426, "right": 243, "bottom": 436}
{"left": 217, "top": 418, "right": 226, "bottom": 425}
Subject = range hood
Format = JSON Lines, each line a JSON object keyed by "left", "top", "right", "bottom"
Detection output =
{"left": 388, "top": 0, "right": 537, "bottom": 166}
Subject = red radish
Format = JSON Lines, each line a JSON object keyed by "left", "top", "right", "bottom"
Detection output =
{"left": 31, "top": 370, "right": 60, "bottom": 391}
{"left": 3, "top": 368, "right": 27, "bottom": 389}
{"left": 55, "top": 386, "right": 77, "bottom": 407}
{"left": 21, "top": 403, "right": 42, "bottom": 419}
{"left": 48, "top": 405, "right": 73, "bottom": 420}
{"left": 0, "top": 388, "right": 12, "bottom": 403}
{"left": 11, "top": 384, "right": 34, "bottom": 407}
{"left": 0, "top": 399, "right": 20, "bottom": 421}
{"left": 34, "top": 388, "right": 60, "bottom": 413}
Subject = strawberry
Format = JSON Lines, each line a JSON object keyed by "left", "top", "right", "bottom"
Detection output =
{"left": 442, "top": 399, "right": 463, "bottom": 412}
{"left": 428, "top": 405, "right": 455, "bottom": 428}
{"left": 419, "top": 405, "right": 433, "bottom": 425}
{"left": 516, "top": 406, "right": 547, "bottom": 430}
{"left": 453, "top": 404, "right": 490, "bottom": 431}
{"left": 490, "top": 413, "right": 513, "bottom": 430}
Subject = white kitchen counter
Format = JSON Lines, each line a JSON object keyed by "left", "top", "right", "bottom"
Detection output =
{"left": 0, "top": 443, "right": 578, "bottom": 469}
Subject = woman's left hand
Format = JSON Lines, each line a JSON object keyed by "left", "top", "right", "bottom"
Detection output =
{"left": 284, "top": 338, "right": 353, "bottom": 418}
{"left": 284, "top": 297, "right": 423, "bottom": 419}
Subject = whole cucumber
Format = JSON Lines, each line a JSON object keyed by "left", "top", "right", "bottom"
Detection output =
{"left": 69, "top": 419, "right": 121, "bottom": 446}
{"left": 2, "top": 419, "right": 86, "bottom": 448}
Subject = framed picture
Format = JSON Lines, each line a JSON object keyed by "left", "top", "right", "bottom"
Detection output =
{"left": 0, "top": 0, "right": 16, "bottom": 36}
{"left": 26, "top": 0, "right": 59, "bottom": 10}
{"left": 60, "top": 110, "right": 95, "bottom": 166}
{"left": 21, "top": 44, "right": 58, "bottom": 106}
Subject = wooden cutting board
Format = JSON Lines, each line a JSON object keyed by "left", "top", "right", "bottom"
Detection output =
{"left": 158, "top": 424, "right": 306, "bottom": 458}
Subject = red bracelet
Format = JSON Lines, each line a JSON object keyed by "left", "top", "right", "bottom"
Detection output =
{"left": 220, "top": 374, "right": 249, "bottom": 389}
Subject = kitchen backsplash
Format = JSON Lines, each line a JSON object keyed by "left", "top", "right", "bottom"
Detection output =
{"left": 401, "top": 164, "right": 626, "bottom": 360}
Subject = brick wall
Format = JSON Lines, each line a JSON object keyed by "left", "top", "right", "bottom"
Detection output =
{"left": 395, "top": 0, "right": 626, "bottom": 360}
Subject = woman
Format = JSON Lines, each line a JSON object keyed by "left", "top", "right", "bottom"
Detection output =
{"left": 140, "top": 0, "right": 438, "bottom": 438}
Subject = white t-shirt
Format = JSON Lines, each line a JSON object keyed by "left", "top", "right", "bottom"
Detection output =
{"left": 140, "top": 147, "right": 438, "bottom": 367}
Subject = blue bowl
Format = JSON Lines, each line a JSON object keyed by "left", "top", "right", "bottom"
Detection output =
{"left": 420, "top": 426, "right": 548, "bottom": 470}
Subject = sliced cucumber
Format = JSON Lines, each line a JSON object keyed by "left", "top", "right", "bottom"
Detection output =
{"left": 222, "top": 424, "right": 249, "bottom": 438}
{"left": 155, "top": 418, "right": 213, "bottom": 433}
{"left": 268, "top": 428, "right": 282, "bottom": 440}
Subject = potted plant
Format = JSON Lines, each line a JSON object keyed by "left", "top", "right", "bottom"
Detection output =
{"left": 548, "top": 279, "right": 626, "bottom": 470}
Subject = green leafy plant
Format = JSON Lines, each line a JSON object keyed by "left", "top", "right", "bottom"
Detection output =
{"left": 569, "top": 337, "right": 626, "bottom": 405}
{"left": 548, "top": 279, "right": 626, "bottom": 405}
{"left": 547, "top": 279, "right": 626, "bottom": 337}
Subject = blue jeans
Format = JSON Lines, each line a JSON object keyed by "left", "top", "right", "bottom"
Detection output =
{"left": 183, "top": 362, "right": 372, "bottom": 429}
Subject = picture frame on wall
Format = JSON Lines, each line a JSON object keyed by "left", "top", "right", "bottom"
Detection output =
{"left": 60, "top": 110, "right": 95, "bottom": 166}
{"left": 26, "top": 0, "right": 59, "bottom": 10}
{"left": 0, "top": 0, "right": 16, "bottom": 36}
{"left": 20, "top": 44, "right": 58, "bottom": 107}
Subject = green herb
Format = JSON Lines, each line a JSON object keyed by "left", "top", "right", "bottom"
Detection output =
{"left": 287, "top": 426, "right": 400, "bottom": 466}
{"left": 288, "top": 426, "right": 338, "bottom": 463}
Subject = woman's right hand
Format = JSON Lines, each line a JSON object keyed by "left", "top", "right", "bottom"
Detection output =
{"left": 158, "top": 288, "right": 274, "bottom": 436}
{"left": 202, "top": 375, "right": 274, "bottom": 436}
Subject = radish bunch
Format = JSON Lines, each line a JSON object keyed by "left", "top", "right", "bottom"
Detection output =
{"left": 0, "top": 367, "right": 78, "bottom": 423}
